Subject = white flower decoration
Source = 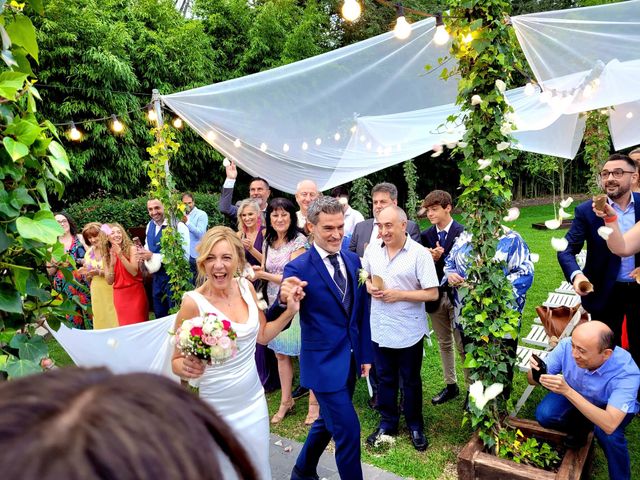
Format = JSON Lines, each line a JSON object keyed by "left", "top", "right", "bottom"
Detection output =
{"left": 597, "top": 226, "right": 613, "bottom": 240}
{"left": 551, "top": 237, "right": 568, "bottom": 252}
{"left": 500, "top": 123, "right": 513, "bottom": 136}
{"left": 469, "top": 380, "right": 504, "bottom": 410}
{"left": 477, "top": 159, "right": 492, "bottom": 170}
{"left": 471, "top": 95, "right": 482, "bottom": 106}
{"left": 501, "top": 225, "right": 512, "bottom": 234}
{"left": 558, "top": 208, "right": 572, "bottom": 220}
{"left": 495, "top": 79, "right": 506, "bottom": 93}
{"left": 457, "top": 141, "right": 468, "bottom": 148}
{"left": 496, "top": 141, "right": 510, "bottom": 151}
{"left": 483, "top": 175, "right": 492, "bottom": 182}
{"left": 431, "top": 150, "right": 442, "bottom": 158}
{"left": 545, "top": 219, "right": 561, "bottom": 230}
{"left": 338, "top": 196, "right": 348, "bottom": 205}
{"left": 222, "top": 158, "right": 231, "bottom": 167}
{"left": 431, "top": 144, "right": 443, "bottom": 158}
{"left": 560, "top": 197, "right": 574, "bottom": 209}
{"left": 446, "top": 141, "right": 458, "bottom": 149}
{"left": 530, "top": 253, "right": 540, "bottom": 263}
{"left": 503, "top": 207, "right": 520, "bottom": 222}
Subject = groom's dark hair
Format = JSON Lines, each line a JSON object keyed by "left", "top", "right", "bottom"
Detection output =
{"left": 307, "top": 196, "right": 343, "bottom": 225}
{"left": 0, "top": 367, "right": 258, "bottom": 480}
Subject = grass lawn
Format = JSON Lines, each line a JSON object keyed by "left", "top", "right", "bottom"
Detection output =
{"left": 47, "top": 203, "right": 638, "bottom": 479}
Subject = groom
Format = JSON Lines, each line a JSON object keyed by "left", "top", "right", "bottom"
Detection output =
{"left": 279, "top": 196, "right": 372, "bottom": 480}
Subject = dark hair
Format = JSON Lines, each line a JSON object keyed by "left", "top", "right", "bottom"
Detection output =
{"left": 0, "top": 367, "right": 258, "bottom": 480}
{"left": 264, "top": 197, "right": 300, "bottom": 245}
{"left": 598, "top": 328, "right": 615, "bottom": 352}
{"left": 421, "top": 190, "right": 453, "bottom": 209}
{"left": 605, "top": 153, "right": 636, "bottom": 171}
{"left": 250, "top": 177, "right": 270, "bottom": 190}
{"left": 330, "top": 186, "right": 349, "bottom": 198}
{"left": 371, "top": 182, "right": 398, "bottom": 201}
{"left": 55, "top": 211, "right": 79, "bottom": 236}
{"left": 182, "top": 192, "right": 194, "bottom": 200}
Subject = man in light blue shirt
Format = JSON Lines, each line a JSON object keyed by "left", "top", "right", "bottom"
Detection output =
{"left": 181, "top": 192, "right": 208, "bottom": 282}
{"left": 529, "top": 321, "right": 639, "bottom": 480}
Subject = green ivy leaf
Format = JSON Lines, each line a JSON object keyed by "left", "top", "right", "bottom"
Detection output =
{"left": 3, "top": 136, "right": 29, "bottom": 160}
{"left": 2, "top": 357, "right": 41, "bottom": 378}
{"left": 27, "top": 0, "right": 45, "bottom": 15}
{"left": 6, "top": 14, "right": 38, "bottom": 63}
{"left": 0, "top": 282, "right": 22, "bottom": 313}
{"left": 0, "top": 228, "right": 11, "bottom": 253}
{"left": 47, "top": 140, "right": 70, "bottom": 177}
{"left": 16, "top": 209, "right": 63, "bottom": 244}
{"left": 8, "top": 332, "right": 28, "bottom": 349}
{"left": 6, "top": 118, "right": 41, "bottom": 146}
{"left": 18, "top": 335, "right": 47, "bottom": 362}
{"left": 0, "top": 70, "right": 28, "bottom": 98}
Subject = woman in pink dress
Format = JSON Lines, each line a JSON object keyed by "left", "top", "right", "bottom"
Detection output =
{"left": 104, "top": 223, "right": 148, "bottom": 325}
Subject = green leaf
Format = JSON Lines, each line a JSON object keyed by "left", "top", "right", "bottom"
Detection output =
{"left": 27, "top": 0, "right": 45, "bottom": 15}
{"left": 6, "top": 15, "right": 38, "bottom": 63}
{"left": 3, "top": 357, "right": 41, "bottom": 378}
{"left": 9, "top": 332, "right": 27, "bottom": 349}
{"left": 13, "top": 267, "right": 29, "bottom": 294}
{"left": 47, "top": 140, "right": 70, "bottom": 177}
{"left": 0, "top": 227, "right": 11, "bottom": 253}
{"left": 18, "top": 335, "right": 47, "bottom": 362}
{"left": 6, "top": 118, "right": 41, "bottom": 146}
{"left": 3, "top": 137, "right": 29, "bottom": 160}
{"left": 15, "top": 209, "right": 63, "bottom": 244}
{"left": 12, "top": 186, "right": 35, "bottom": 207}
{"left": 0, "top": 70, "right": 28, "bottom": 98}
{"left": 0, "top": 282, "right": 22, "bottom": 313}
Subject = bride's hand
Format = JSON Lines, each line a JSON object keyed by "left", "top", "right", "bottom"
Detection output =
{"left": 285, "top": 286, "right": 304, "bottom": 313}
{"left": 181, "top": 355, "right": 205, "bottom": 378}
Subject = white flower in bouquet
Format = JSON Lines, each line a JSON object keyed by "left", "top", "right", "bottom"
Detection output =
{"left": 181, "top": 319, "right": 193, "bottom": 331}
{"left": 471, "top": 94, "right": 482, "bottom": 106}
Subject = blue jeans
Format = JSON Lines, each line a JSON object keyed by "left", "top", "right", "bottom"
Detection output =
{"left": 536, "top": 392, "right": 635, "bottom": 480}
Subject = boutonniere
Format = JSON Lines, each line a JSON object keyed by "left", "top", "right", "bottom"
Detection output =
{"left": 358, "top": 268, "right": 369, "bottom": 287}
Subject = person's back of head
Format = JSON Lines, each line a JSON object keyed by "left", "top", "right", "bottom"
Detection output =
{"left": 0, "top": 367, "right": 257, "bottom": 480}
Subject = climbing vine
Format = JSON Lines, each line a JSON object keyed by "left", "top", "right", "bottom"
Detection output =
{"left": 350, "top": 176, "right": 372, "bottom": 218}
{"left": 403, "top": 159, "right": 419, "bottom": 221}
{"left": 583, "top": 110, "right": 611, "bottom": 194}
{"left": 146, "top": 123, "right": 192, "bottom": 312}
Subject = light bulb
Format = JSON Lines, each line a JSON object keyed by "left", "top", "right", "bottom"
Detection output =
{"left": 359, "top": 134, "right": 366, "bottom": 142}
{"left": 283, "top": 143, "right": 289, "bottom": 152}
{"left": 260, "top": 142, "right": 268, "bottom": 152}
{"left": 524, "top": 82, "right": 535, "bottom": 96}
{"left": 172, "top": 117, "right": 183, "bottom": 129}
{"left": 366, "top": 142, "right": 372, "bottom": 150}
{"left": 350, "top": 125, "right": 357, "bottom": 133}
{"left": 433, "top": 25, "right": 449, "bottom": 45}
{"left": 315, "top": 138, "right": 322, "bottom": 146}
{"left": 394, "top": 16, "right": 411, "bottom": 40}
{"left": 69, "top": 123, "right": 82, "bottom": 141}
{"left": 582, "top": 84, "right": 593, "bottom": 99}
{"left": 111, "top": 115, "right": 124, "bottom": 133}
{"left": 206, "top": 131, "right": 217, "bottom": 143}
{"left": 334, "top": 132, "right": 341, "bottom": 141}
{"left": 233, "top": 138, "right": 241, "bottom": 148}
{"left": 147, "top": 109, "right": 157, "bottom": 122}
{"left": 462, "top": 33, "right": 473, "bottom": 43}
{"left": 341, "top": 0, "right": 361, "bottom": 22}
{"left": 626, "top": 112, "right": 634, "bottom": 119}
{"left": 302, "top": 142, "right": 308, "bottom": 151}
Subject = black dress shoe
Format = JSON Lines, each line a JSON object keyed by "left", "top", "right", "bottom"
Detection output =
{"left": 432, "top": 384, "right": 460, "bottom": 405}
{"left": 410, "top": 429, "right": 429, "bottom": 451}
{"left": 292, "top": 385, "right": 309, "bottom": 399}
{"left": 366, "top": 427, "right": 398, "bottom": 447}
{"left": 291, "top": 465, "right": 319, "bottom": 480}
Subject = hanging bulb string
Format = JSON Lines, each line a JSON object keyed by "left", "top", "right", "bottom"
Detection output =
{"left": 52, "top": 103, "right": 173, "bottom": 128}
{"left": 34, "top": 83, "right": 152, "bottom": 98}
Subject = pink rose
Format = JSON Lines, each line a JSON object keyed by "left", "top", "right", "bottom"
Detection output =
{"left": 222, "top": 319, "right": 231, "bottom": 330}
{"left": 218, "top": 336, "right": 231, "bottom": 349}
{"left": 190, "top": 326, "right": 204, "bottom": 337}
{"left": 203, "top": 335, "right": 217, "bottom": 346}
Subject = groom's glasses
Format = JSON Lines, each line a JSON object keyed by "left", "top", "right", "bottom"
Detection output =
{"left": 599, "top": 169, "right": 636, "bottom": 179}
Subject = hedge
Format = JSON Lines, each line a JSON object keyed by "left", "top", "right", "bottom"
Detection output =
{"left": 66, "top": 193, "right": 229, "bottom": 231}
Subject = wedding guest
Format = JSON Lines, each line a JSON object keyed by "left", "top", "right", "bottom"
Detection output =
{"left": 104, "top": 223, "right": 148, "bottom": 326}
{"left": 629, "top": 147, "right": 640, "bottom": 192}
{"left": 47, "top": 212, "right": 92, "bottom": 329}
{"left": 182, "top": 192, "right": 209, "bottom": 282}
{"left": 331, "top": 185, "right": 364, "bottom": 238}
{"left": 81, "top": 223, "right": 118, "bottom": 329}
{"left": 0, "top": 367, "right": 260, "bottom": 480}
{"left": 172, "top": 226, "right": 300, "bottom": 480}
{"left": 253, "top": 198, "right": 319, "bottom": 425}
{"left": 237, "top": 199, "right": 279, "bottom": 392}
{"left": 219, "top": 159, "right": 271, "bottom": 221}
{"left": 295, "top": 179, "right": 319, "bottom": 230}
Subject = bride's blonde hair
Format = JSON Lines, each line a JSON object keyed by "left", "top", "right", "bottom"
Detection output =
{"left": 196, "top": 227, "right": 247, "bottom": 286}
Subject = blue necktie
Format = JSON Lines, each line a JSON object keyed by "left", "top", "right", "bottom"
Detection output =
{"left": 438, "top": 230, "right": 447, "bottom": 247}
{"left": 328, "top": 253, "right": 352, "bottom": 314}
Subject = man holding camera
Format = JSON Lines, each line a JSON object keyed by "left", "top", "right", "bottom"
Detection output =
{"left": 528, "top": 321, "right": 639, "bottom": 480}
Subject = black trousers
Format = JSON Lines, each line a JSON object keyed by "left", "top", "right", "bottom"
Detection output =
{"left": 373, "top": 338, "right": 424, "bottom": 431}
{"left": 591, "top": 281, "right": 640, "bottom": 366}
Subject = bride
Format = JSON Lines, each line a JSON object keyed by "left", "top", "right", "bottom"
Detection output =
{"left": 171, "top": 226, "right": 301, "bottom": 479}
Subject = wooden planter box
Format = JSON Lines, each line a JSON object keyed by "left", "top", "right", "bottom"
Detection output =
{"left": 458, "top": 417, "right": 594, "bottom": 480}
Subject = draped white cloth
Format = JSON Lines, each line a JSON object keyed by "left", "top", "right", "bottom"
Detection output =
{"left": 162, "top": 1, "right": 640, "bottom": 193}
{"left": 46, "top": 316, "right": 179, "bottom": 380}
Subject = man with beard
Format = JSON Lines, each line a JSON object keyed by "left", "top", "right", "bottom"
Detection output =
{"left": 181, "top": 192, "right": 208, "bottom": 282}
{"left": 558, "top": 153, "right": 640, "bottom": 346}
{"left": 219, "top": 159, "right": 271, "bottom": 222}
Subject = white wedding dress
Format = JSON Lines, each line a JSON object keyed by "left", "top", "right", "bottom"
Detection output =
{"left": 184, "top": 278, "right": 271, "bottom": 480}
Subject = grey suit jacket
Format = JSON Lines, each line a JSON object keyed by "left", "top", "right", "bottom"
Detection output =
{"left": 349, "top": 218, "right": 421, "bottom": 257}
{"left": 218, "top": 186, "right": 238, "bottom": 220}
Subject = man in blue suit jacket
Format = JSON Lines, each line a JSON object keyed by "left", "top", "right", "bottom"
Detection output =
{"left": 558, "top": 154, "right": 640, "bottom": 357}
{"left": 281, "top": 196, "right": 372, "bottom": 480}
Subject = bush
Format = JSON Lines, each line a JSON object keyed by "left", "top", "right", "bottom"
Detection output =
{"left": 66, "top": 193, "right": 228, "bottom": 230}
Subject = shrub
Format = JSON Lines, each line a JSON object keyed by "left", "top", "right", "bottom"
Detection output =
{"left": 66, "top": 193, "right": 228, "bottom": 230}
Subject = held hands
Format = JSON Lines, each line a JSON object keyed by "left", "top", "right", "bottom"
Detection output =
{"left": 539, "top": 373, "right": 570, "bottom": 395}
{"left": 284, "top": 284, "right": 305, "bottom": 314}
{"left": 225, "top": 159, "right": 238, "bottom": 180}
{"left": 361, "top": 363, "right": 371, "bottom": 378}
{"left": 181, "top": 355, "right": 205, "bottom": 379}
{"left": 279, "top": 276, "right": 308, "bottom": 304}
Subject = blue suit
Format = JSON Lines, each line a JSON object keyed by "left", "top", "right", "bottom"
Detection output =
{"left": 283, "top": 246, "right": 372, "bottom": 480}
{"left": 558, "top": 194, "right": 640, "bottom": 351}
{"left": 146, "top": 222, "right": 172, "bottom": 319}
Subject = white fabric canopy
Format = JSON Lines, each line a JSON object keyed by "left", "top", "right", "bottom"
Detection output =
{"left": 161, "top": 1, "right": 640, "bottom": 193}
{"left": 47, "top": 316, "right": 179, "bottom": 380}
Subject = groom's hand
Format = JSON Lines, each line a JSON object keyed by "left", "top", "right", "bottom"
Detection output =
{"left": 360, "top": 363, "right": 371, "bottom": 377}
{"left": 279, "top": 277, "right": 308, "bottom": 303}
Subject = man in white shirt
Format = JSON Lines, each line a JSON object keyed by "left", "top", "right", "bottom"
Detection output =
{"left": 138, "top": 199, "right": 190, "bottom": 318}
{"left": 362, "top": 205, "right": 439, "bottom": 451}
{"left": 218, "top": 159, "right": 271, "bottom": 221}
{"left": 331, "top": 186, "right": 365, "bottom": 238}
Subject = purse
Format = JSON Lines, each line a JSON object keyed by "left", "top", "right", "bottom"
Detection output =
{"left": 535, "top": 305, "right": 588, "bottom": 338}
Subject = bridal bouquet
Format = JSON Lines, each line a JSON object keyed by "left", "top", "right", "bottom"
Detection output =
{"left": 173, "top": 313, "right": 239, "bottom": 366}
